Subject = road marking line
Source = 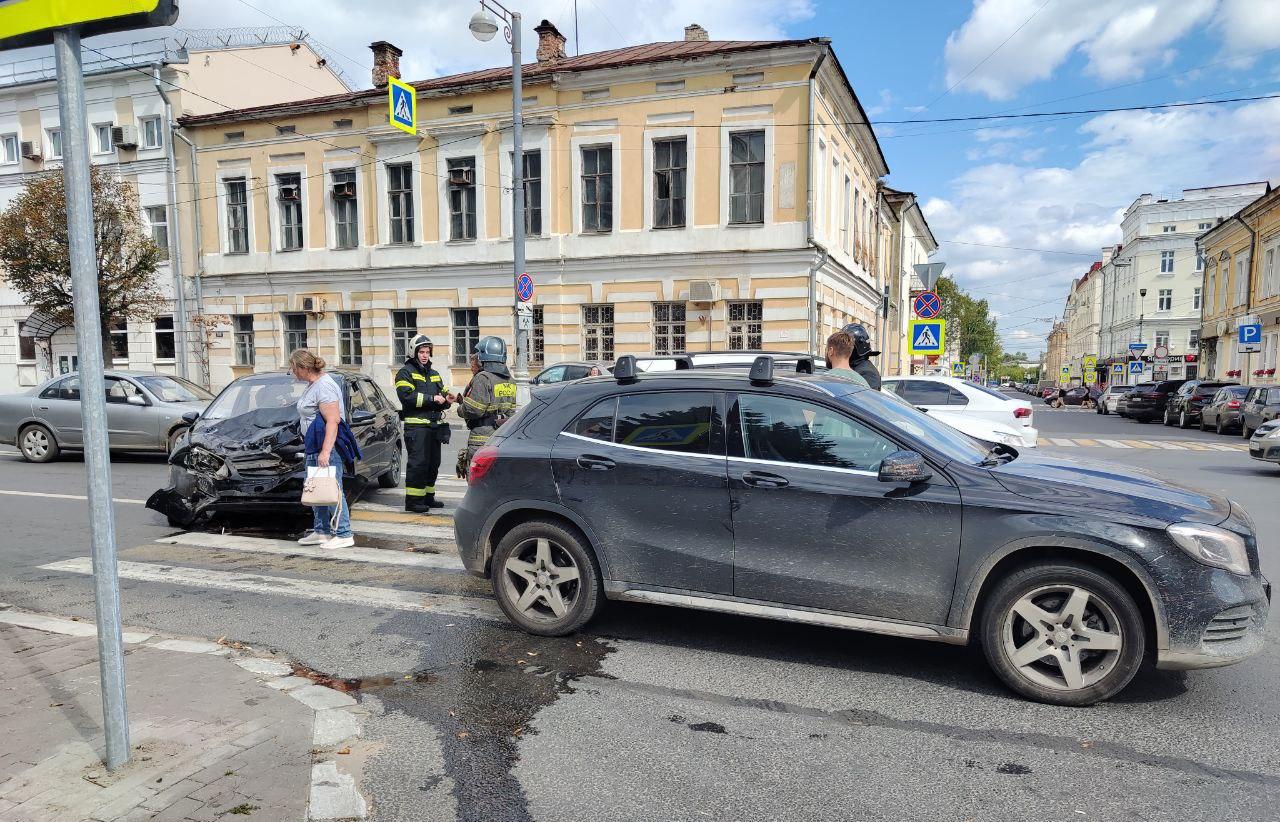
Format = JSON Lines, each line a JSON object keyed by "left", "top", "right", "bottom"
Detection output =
{"left": 1179, "top": 442, "right": 1213, "bottom": 451}
{"left": 1147, "top": 441, "right": 1184, "bottom": 450}
{"left": 1120, "top": 440, "right": 1155, "bottom": 448}
{"left": 1048, "top": 438, "right": 1077, "bottom": 446}
{"left": 40, "top": 558, "right": 501, "bottom": 621}
{"left": 0, "top": 489, "right": 146, "bottom": 505}
{"left": 1074, "top": 439, "right": 1099, "bottom": 446}
{"left": 154, "top": 532, "right": 464, "bottom": 570}
{"left": 1096, "top": 439, "right": 1132, "bottom": 448}
{"left": 352, "top": 520, "right": 455, "bottom": 540}
{"left": 348, "top": 509, "right": 453, "bottom": 526}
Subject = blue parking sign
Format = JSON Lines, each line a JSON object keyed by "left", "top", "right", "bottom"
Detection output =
{"left": 1239, "top": 323, "right": 1262, "bottom": 353}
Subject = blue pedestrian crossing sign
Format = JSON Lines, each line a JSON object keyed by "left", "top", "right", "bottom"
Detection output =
{"left": 951, "top": 362, "right": 964, "bottom": 376}
{"left": 388, "top": 76, "right": 416, "bottom": 135}
{"left": 1239, "top": 323, "right": 1263, "bottom": 353}
{"left": 1112, "top": 363, "right": 1124, "bottom": 375}
{"left": 908, "top": 319, "right": 945, "bottom": 355}
{"left": 1128, "top": 360, "right": 1145, "bottom": 375}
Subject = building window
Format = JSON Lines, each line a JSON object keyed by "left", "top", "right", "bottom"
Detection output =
{"left": 1, "top": 134, "right": 17, "bottom": 164}
{"left": 519, "top": 150, "right": 542, "bottom": 236}
{"left": 225, "top": 178, "right": 249, "bottom": 254}
{"left": 1159, "top": 250, "right": 1175, "bottom": 273}
{"left": 447, "top": 157, "right": 477, "bottom": 241}
{"left": 283, "top": 313, "right": 309, "bottom": 353}
{"left": 727, "top": 300, "right": 763, "bottom": 350}
{"left": 331, "top": 168, "right": 358, "bottom": 249}
{"left": 1193, "top": 287, "right": 1201, "bottom": 311}
{"left": 1157, "top": 289, "right": 1172, "bottom": 312}
{"left": 582, "top": 304, "right": 614, "bottom": 361}
{"left": 1236, "top": 257, "right": 1249, "bottom": 305}
{"left": 145, "top": 206, "right": 168, "bottom": 252}
{"left": 47, "top": 129, "right": 62, "bottom": 159}
{"left": 531, "top": 305, "right": 544, "bottom": 366}
{"left": 387, "top": 163, "right": 414, "bottom": 244}
{"left": 110, "top": 320, "right": 129, "bottom": 362}
{"left": 452, "top": 308, "right": 479, "bottom": 365}
{"left": 581, "top": 145, "right": 613, "bottom": 233}
{"left": 1162, "top": 224, "right": 1176, "bottom": 233}
{"left": 275, "top": 173, "right": 303, "bottom": 251}
{"left": 391, "top": 309, "right": 418, "bottom": 361}
{"left": 1263, "top": 247, "right": 1277, "bottom": 298}
{"left": 1198, "top": 222, "right": 1212, "bottom": 230}
{"left": 338, "top": 312, "right": 362, "bottom": 366}
{"left": 93, "top": 123, "right": 113, "bottom": 155}
{"left": 17, "top": 321, "right": 35, "bottom": 361}
{"left": 842, "top": 175, "right": 852, "bottom": 253}
{"left": 1188, "top": 328, "right": 1200, "bottom": 350}
{"left": 1155, "top": 331, "right": 1170, "bottom": 350}
{"left": 233, "top": 314, "right": 255, "bottom": 366}
{"left": 729, "top": 130, "right": 765, "bottom": 225}
{"left": 1196, "top": 249, "right": 1205, "bottom": 271}
{"left": 652, "top": 137, "right": 686, "bottom": 229}
{"left": 653, "top": 302, "right": 686, "bottom": 356}
{"left": 140, "top": 116, "right": 163, "bottom": 149}
{"left": 154, "top": 315, "right": 175, "bottom": 360}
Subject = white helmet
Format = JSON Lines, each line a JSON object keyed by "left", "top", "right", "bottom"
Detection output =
{"left": 408, "top": 334, "right": 433, "bottom": 357}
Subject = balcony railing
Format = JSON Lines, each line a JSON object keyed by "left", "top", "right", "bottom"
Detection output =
{"left": 0, "top": 38, "right": 186, "bottom": 88}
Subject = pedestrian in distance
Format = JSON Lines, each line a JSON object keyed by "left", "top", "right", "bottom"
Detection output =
{"left": 456, "top": 336, "right": 518, "bottom": 478}
{"left": 395, "top": 334, "right": 453, "bottom": 513}
{"left": 290, "top": 349, "right": 355, "bottom": 550}
{"left": 840, "top": 322, "right": 882, "bottom": 390}
{"left": 823, "top": 331, "right": 870, "bottom": 388}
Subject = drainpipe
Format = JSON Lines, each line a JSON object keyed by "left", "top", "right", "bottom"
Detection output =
{"left": 805, "top": 47, "right": 828, "bottom": 356}
{"left": 153, "top": 64, "right": 188, "bottom": 379}
{"left": 173, "top": 129, "right": 208, "bottom": 386}
{"left": 1234, "top": 212, "right": 1258, "bottom": 382}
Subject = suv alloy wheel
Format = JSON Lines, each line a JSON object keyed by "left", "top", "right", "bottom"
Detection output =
{"left": 981, "top": 563, "right": 1145, "bottom": 706}
{"left": 491, "top": 520, "right": 603, "bottom": 636}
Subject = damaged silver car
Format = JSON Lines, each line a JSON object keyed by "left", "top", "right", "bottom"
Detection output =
{"left": 147, "top": 371, "right": 402, "bottom": 527}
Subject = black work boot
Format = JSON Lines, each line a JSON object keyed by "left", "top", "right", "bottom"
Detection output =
{"left": 425, "top": 494, "right": 445, "bottom": 510}
{"left": 405, "top": 497, "right": 429, "bottom": 514}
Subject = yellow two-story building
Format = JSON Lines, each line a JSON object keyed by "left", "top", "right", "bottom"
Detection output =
{"left": 177, "top": 21, "right": 901, "bottom": 390}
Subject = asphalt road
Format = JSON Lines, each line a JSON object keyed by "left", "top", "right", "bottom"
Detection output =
{"left": 1, "top": 397, "right": 1277, "bottom": 822}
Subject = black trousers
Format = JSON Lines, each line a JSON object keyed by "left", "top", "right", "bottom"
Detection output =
{"left": 404, "top": 424, "right": 442, "bottom": 499}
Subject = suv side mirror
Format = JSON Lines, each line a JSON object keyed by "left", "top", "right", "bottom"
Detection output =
{"left": 878, "top": 450, "right": 932, "bottom": 484}
{"left": 180, "top": 410, "right": 201, "bottom": 424}
{"left": 126, "top": 394, "right": 147, "bottom": 406}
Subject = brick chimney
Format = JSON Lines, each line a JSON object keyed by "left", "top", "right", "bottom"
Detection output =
{"left": 684, "top": 23, "right": 709, "bottom": 42}
{"left": 369, "top": 41, "right": 403, "bottom": 88}
{"left": 535, "top": 20, "right": 567, "bottom": 63}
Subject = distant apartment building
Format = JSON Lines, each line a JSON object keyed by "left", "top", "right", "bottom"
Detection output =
{"left": 1063, "top": 259, "right": 1103, "bottom": 382}
{"left": 0, "top": 29, "right": 349, "bottom": 393}
{"left": 881, "top": 186, "right": 938, "bottom": 377}
{"left": 1044, "top": 320, "right": 1068, "bottom": 385}
{"left": 175, "top": 22, "right": 904, "bottom": 392}
{"left": 1199, "top": 184, "right": 1280, "bottom": 382}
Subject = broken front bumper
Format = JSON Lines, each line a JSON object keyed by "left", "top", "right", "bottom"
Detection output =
{"left": 147, "top": 442, "right": 308, "bottom": 525}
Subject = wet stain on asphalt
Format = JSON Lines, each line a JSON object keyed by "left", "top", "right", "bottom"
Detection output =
{"left": 996, "top": 762, "right": 1032, "bottom": 776}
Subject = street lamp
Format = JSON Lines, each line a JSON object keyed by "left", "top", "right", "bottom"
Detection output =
{"left": 469, "top": 0, "right": 530, "bottom": 399}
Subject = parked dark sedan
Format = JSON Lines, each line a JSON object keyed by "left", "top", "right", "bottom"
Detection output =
{"left": 1240, "top": 384, "right": 1280, "bottom": 438}
{"left": 147, "top": 370, "right": 402, "bottom": 527}
{"left": 1165, "top": 380, "right": 1237, "bottom": 428}
{"left": 1124, "top": 379, "right": 1188, "bottom": 422}
{"left": 1199, "top": 386, "right": 1250, "bottom": 434}
{"left": 1116, "top": 382, "right": 1155, "bottom": 418}
{"left": 454, "top": 356, "right": 1269, "bottom": 706}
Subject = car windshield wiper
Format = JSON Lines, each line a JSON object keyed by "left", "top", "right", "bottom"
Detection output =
{"left": 980, "top": 442, "right": 1017, "bottom": 467}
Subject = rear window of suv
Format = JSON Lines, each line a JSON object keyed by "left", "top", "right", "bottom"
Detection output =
{"left": 571, "top": 392, "right": 717, "bottom": 455}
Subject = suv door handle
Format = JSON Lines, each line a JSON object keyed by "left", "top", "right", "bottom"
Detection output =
{"left": 742, "top": 470, "right": 789, "bottom": 489}
{"left": 576, "top": 455, "right": 615, "bottom": 471}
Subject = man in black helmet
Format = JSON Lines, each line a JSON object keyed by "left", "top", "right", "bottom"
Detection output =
{"left": 395, "top": 334, "right": 452, "bottom": 512}
{"left": 840, "top": 322, "right": 882, "bottom": 390}
{"left": 457, "top": 335, "right": 518, "bottom": 478}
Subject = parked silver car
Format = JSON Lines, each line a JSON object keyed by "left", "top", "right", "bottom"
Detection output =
{"left": 0, "top": 371, "right": 213, "bottom": 463}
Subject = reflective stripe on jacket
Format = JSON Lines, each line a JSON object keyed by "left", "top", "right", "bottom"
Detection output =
{"left": 396, "top": 359, "right": 450, "bottom": 424}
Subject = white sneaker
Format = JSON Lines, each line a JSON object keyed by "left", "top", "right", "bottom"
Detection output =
{"left": 323, "top": 536, "right": 355, "bottom": 550}
{"left": 298, "top": 532, "right": 329, "bottom": 546}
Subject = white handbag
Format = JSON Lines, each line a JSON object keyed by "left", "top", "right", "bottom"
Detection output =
{"left": 302, "top": 465, "right": 341, "bottom": 507}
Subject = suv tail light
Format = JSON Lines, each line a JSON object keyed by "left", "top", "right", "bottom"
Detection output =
{"left": 1013, "top": 407, "right": 1032, "bottom": 419}
{"left": 468, "top": 444, "right": 499, "bottom": 486}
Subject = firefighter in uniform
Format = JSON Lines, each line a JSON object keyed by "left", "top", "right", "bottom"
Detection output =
{"left": 841, "top": 322, "right": 882, "bottom": 390}
{"left": 456, "top": 336, "right": 518, "bottom": 478}
{"left": 395, "top": 334, "right": 452, "bottom": 512}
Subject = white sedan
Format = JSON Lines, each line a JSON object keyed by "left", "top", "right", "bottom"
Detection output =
{"left": 882, "top": 375, "right": 1038, "bottom": 448}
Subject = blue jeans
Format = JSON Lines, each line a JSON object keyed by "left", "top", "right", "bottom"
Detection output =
{"left": 306, "top": 454, "right": 352, "bottom": 538}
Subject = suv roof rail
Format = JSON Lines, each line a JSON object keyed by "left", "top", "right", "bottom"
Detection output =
{"left": 613, "top": 355, "right": 639, "bottom": 383}
{"left": 795, "top": 356, "right": 815, "bottom": 374}
{"left": 749, "top": 355, "right": 774, "bottom": 385}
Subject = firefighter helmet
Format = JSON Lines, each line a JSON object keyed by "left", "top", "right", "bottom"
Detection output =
{"left": 840, "top": 323, "right": 879, "bottom": 360}
{"left": 408, "top": 334, "right": 433, "bottom": 357}
{"left": 474, "top": 335, "right": 507, "bottom": 364}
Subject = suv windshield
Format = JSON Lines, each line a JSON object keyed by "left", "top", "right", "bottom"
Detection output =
{"left": 853, "top": 388, "right": 989, "bottom": 465}
{"left": 202, "top": 377, "right": 306, "bottom": 421}
{"left": 134, "top": 375, "right": 213, "bottom": 403}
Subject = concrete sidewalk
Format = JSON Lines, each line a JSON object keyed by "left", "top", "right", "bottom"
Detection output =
{"left": 0, "top": 615, "right": 364, "bottom": 821}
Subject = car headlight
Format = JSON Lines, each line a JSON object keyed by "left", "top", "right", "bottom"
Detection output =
{"left": 1167, "top": 522, "right": 1250, "bottom": 576}
{"left": 1262, "top": 424, "right": 1280, "bottom": 439}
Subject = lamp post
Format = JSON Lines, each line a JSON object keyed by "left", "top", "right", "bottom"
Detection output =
{"left": 469, "top": 0, "right": 529, "bottom": 399}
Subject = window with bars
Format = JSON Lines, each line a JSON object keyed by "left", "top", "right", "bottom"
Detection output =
{"left": 727, "top": 300, "right": 763, "bottom": 350}
{"left": 154, "top": 316, "right": 175, "bottom": 360}
{"left": 452, "top": 308, "right": 479, "bottom": 365}
{"left": 331, "top": 169, "right": 358, "bottom": 249}
{"left": 384, "top": 163, "right": 414, "bottom": 244}
{"left": 233, "top": 314, "right": 255, "bottom": 366}
{"left": 337, "top": 312, "right": 363, "bottom": 365}
{"left": 652, "top": 138, "right": 686, "bottom": 229}
{"left": 276, "top": 173, "right": 303, "bottom": 251}
{"left": 1159, "top": 250, "right": 1175, "bottom": 273}
{"left": 225, "top": 178, "right": 249, "bottom": 254}
{"left": 283, "top": 313, "right": 309, "bottom": 353}
{"left": 581, "top": 145, "right": 613, "bottom": 232}
{"left": 110, "top": 320, "right": 129, "bottom": 362}
{"left": 392, "top": 310, "right": 418, "bottom": 362}
{"left": 653, "top": 302, "right": 686, "bottom": 356}
{"left": 447, "top": 157, "right": 477, "bottom": 240}
{"left": 729, "top": 130, "right": 765, "bottom": 224}
{"left": 582, "top": 304, "right": 614, "bottom": 361}
{"left": 1157, "top": 289, "right": 1172, "bottom": 311}
{"left": 531, "top": 305, "right": 544, "bottom": 366}
{"left": 520, "top": 150, "right": 542, "bottom": 236}
{"left": 145, "top": 205, "right": 168, "bottom": 251}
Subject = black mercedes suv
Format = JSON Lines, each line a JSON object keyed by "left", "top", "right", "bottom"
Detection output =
{"left": 454, "top": 356, "right": 1269, "bottom": 705}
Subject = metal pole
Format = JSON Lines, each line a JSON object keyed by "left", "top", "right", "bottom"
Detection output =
{"left": 510, "top": 11, "right": 529, "bottom": 400}
{"left": 53, "top": 27, "right": 130, "bottom": 771}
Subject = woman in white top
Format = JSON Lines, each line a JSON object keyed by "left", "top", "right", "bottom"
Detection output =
{"left": 289, "top": 349, "right": 354, "bottom": 549}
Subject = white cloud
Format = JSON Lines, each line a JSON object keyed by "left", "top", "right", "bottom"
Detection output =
{"left": 974, "top": 126, "right": 1033, "bottom": 142}
{"left": 866, "top": 88, "right": 895, "bottom": 117}
{"left": 1214, "top": 0, "right": 1280, "bottom": 59}
{"left": 942, "top": 0, "right": 1216, "bottom": 100}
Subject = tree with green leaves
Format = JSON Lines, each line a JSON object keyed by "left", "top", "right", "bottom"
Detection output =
{"left": 0, "top": 167, "right": 167, "bottom": 363}
{"left": 933, "top": 275, "right": 1003, "bottom": 367}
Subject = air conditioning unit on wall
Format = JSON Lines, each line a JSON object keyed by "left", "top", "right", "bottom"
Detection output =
{"left": 111, "top": 124, "right": 138, "bottom": 149}
{"left": 688, "top": 280, "right": 720, "bottom": 303}
{"left": 19, "top": 141, "right": 40, "bottom": 161}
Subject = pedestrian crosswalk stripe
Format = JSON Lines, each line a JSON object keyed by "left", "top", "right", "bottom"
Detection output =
{"left": 1095, "top": 439, "right": 1132, "bottom": 448}
{"left": 1121, "top": 440, "right": 1155, "bottom": 449}
{"left": 352, "top": 519, "right": 454, "bottom": 541}
{"left": 154, "top": 532, "right": 464, "bottom": 570}
{"left": 1048, "top": 438, "right": 1077, "bottom": 446}
{"left": 1074, "top": 439, "right": 1098, "bottom": 446}
{"left": 1038, "top": 437, "right": 1248, "bottom": 451}
{"left": 40, "top": 558, "right": 500, "bottom": 621}
{"left": 348, "top": 509, "right": 453, "bottom": 526}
